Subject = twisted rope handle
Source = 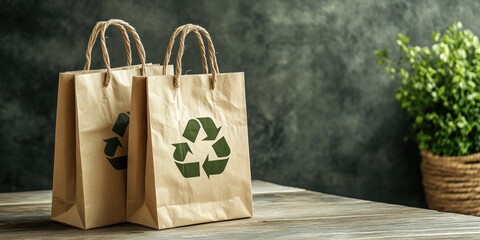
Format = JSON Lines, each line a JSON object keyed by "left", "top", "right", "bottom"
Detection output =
{"left": 83, "top": 21, "right": 132, "bottom": 71}
{"left": 163, "top": 24, "right": 210, "bottom": 76}
{"left": 177, "top": 25, "right": 219, "bottom": 89}
{"left": 163, "top": 24, "right": 219, "bottom": 89}
{"left": 100, "top": 19, "right": 147, "bottom": 86}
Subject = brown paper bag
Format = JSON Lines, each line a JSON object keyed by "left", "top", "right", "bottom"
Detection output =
{"left": 127, "top": 24, "right": 210, "bottom": 227}
{"left": 51, "top": 19, "right": 172, "bottom": 229}
{"left": 127, "top": 24, "right": 209, "bottom": 227}
{"left": 127, "top": 24, "right": 253, "bottom": 230}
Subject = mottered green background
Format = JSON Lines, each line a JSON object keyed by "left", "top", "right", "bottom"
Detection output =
{"left": 2, "top": 0, "right": 480, "bottom": 207}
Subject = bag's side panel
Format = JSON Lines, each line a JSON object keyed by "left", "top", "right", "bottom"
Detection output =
{"left": 216, "top": 72, "right": 253, "bottom": 215}
{"left": 144, "top": 106, "right": 160, "bottom": 229}
{"left": 126, "top": 65, "right": 172, "bottom": 228}
{"left": 126, "top": 76, "right": 146, "bottom": 219}
{"left": 51, "top": 73, "right": 85, "bottom": 229}
{"left": 146, "top": 73, "right": 253, "bottom": 229}
{"left": 126, "top": 76, "right": 157, "bottom": 228}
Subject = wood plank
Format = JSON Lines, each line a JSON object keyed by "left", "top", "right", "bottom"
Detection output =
{"left": 1, "top": 185, "right": 480, "bottom": 239}
{"left": 0, "top": 191, "right": 51, "bottom": 206}
{"left": 251, "top": 180, "right": 305, "bottom": 194}
{"left": 0, "top": 180, "right": 302, "bottom": 206}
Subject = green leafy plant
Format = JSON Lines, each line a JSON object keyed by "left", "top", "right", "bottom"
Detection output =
{"left": 375, "top": 21, "right": 480, "bottom": 156}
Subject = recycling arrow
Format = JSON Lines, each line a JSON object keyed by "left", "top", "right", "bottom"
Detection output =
{"left": 175, "top": 162, "right": 200, "bottom": 178}
{"left": 212, "top": 137, "right": 230, "bottom": 158}
{"left": 172, "top": 143, "right": 192, "bottom": 161}
{"left": 104, "top": 137, "right": 123, "bottom": 157}
{"left": 107, "top": 156, "right": 128, "bottom": 170}
{"left": 198, "top": 117, "right": 221, "bottom": 141}
{"left": 182, "top": 119, "right": 201, "bottom": 143}
{"left": 112, "top": 112, "right": 130, "bottom": 137}
{"left": 172, "top": 117, "right": 230, "bottom": 179}
{"left": 202, "top": 155, "right": 229, "bottom": 178}
{"left": 102, "top": 112, "right": 130, "bottom": 170}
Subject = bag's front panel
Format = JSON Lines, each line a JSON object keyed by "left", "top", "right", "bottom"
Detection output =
{"left": 147, "top": 73, "right": 253, "bottom": 229}
{"left": 74, "top": 65, "right": 165, "bottom": 229}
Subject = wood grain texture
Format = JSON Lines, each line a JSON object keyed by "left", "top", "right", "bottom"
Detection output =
{"left": 1, "top": 181, "right": 480, "bottom": 239}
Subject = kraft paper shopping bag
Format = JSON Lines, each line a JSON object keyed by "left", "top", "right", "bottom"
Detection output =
{"left": 126, "top": 24, "right": 253, "bottom": 230}
{"left": 51, "top": 19, "right": 172, "bottom": 229}
{"left": 127, "top": 24, "right": 210, "bottom": 227}
{"left": 127, "top": 24, "right": 210, "bottom": 226}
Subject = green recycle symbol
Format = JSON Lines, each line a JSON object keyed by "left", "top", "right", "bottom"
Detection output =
{"left": 103, "top": 112, "right": 130, "bottom": 170}
{"left": 172, "top": 117, "right": 230, "bottom": 178}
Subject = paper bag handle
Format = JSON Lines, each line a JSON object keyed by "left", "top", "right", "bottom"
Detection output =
{"left": 163, "top": 24, "right": 209, "bottom": 76}
{"left": 83, "top": 21, "right": 133, "bottom": 71}
{"left": 100, "top": 19, "right": 147, "bottom": 86}
{"left": 163, "top": 24, "right": 219, "bottom": 89}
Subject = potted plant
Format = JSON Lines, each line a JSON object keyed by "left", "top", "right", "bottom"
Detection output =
{"left": 376, "top": 21, "right": 480, "bottom": 215}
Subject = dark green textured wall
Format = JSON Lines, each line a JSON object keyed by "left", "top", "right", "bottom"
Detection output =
{"left": 2, "top": 0, "right": 480, "bottom": 207}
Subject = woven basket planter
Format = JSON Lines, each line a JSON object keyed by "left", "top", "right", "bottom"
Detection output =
{"left": 420, "top": 150, "right": 480, "bottom": 216}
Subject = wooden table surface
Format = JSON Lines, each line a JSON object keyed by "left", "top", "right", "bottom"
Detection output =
{"left": 1, "top": 181, "right": 480, "bottom": 239}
